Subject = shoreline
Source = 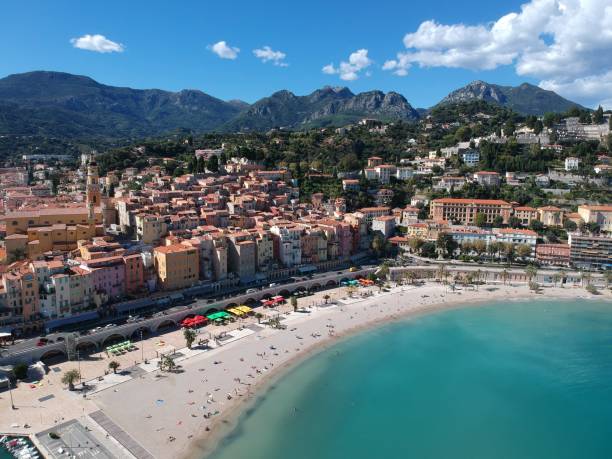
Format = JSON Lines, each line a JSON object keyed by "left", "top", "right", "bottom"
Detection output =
{"left": 178, "top": 285, "right": 609, "bottom": 459}
{"left": 11, "top": 282, "right": 606, "bottom": 459}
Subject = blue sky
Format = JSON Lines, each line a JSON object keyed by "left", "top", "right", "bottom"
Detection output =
{"left": 1, "top": 0, "right": 610, "bottom": 108}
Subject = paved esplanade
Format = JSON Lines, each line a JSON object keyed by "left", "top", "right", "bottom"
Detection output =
{"left": 0, "top": 267, "right": 374, "bottom": 365}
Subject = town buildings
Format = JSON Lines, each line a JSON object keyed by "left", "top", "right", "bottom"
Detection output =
{"left": 568, "top": 233, "right": 612, "bottom": 270}
{"left": 430, "top": 198, "right": 512, "bottom": 225}
{"left": 154, "top": 244, "right": 199, "bottom": 291}
{"left": 578, "top": 205, "right": 612, "bottom": 234}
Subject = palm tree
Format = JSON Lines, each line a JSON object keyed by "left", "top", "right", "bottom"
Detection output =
{"left": 524, "top": 265, "right": 538, "bottom": 284}
{"left": 183, "top": 328, "right": 196, "bottom": 349}
{"left": 436, "top": 264, "right": 447, "bottom": 284}
{"left": 159, "top": 355, "right": 176, "bottom": 372}
{"left": 475, "top": 269, "right": 483, "bottom": 290}
{"left": 61, "top": 369, "right": 80, "bottom": 391}
{"left": 377, "top": 263, "right": 390, "bottom": 280}
{"left": 501, "top": 269, "right": 509, "bottom": 285}
{"left": 164, "top": 355, "right": 176, "bottom": 372}
{"left": 108, "top": 361, "right": 120, "bottom": 374}
{"left": 552, "top": 272, "right": 561, "bottom": 288}
{"left": 581, "top": 271, "right": 592, "bottom": 287}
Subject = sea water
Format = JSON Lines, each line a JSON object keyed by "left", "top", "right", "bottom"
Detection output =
{"left": 207, "top": 299, "right": 612, "bottom": 459}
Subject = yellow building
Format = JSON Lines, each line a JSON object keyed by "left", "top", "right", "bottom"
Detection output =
{"left": 578, "top": 205, "right": 612, "bottom": 233}
{"left": 2, "top": 207, "right": 102, "bottom": 236}
{"left": 136, "top": 213, "right": 168, "bottom": 244}
{"left": 538, "top": 206, "right": 565, "bottom": 227}
{"left": 153, "top": 243, "right": 199, "bottom": 291}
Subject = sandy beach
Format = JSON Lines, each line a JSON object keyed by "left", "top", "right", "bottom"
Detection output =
{"left": 1, "top": 280, "right": 608, "bottom": 458}
{"left": 72, "top": 282, "right": 609, "bottom": 459}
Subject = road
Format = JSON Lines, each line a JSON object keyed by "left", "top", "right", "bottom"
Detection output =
{"left": 3, "top": 265, "right": 376, "bottom": 355}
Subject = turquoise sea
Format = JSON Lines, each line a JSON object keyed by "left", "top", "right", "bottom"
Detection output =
{"left": 208, "top": 299, "right": 612, "bottom": 459}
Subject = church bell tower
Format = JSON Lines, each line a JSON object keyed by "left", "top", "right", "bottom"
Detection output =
{"left": 86, "top": 153, "right": 101, "bottom": 223}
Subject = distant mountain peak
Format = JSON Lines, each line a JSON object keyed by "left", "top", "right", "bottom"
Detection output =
{"left": 0, "top": 70, "right": 243, "bottom": 138}
{"left": 223, "top": 86, "right": 419, "bottom": 131}
{"left": 438, "top": 80, "right": 583, "bottom": 115}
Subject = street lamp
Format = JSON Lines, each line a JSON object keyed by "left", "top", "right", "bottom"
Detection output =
{"left": 75, "top": 333, "right": 81, "bottom": 383}
{"left": 140, "top": 329, "right": 144, "bottom": 362}
{"left": 8, "top": 378, "right": 15, "bottom": 409}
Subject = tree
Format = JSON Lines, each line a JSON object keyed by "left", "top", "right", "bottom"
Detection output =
{"left": 206, "top": 155, "right": 219, "bottom": 173}
{"left": 420, "top": 242, "right": 436, "bottom": 258}
{"left": 345, "top": 285, "right": 357, "bottom": 297}
{"left": 563, "top": 219, "right": 577, "bottom": 231}
{"left": 377, "top": 263, "right": 390, "bottom": 280}
{"left": 13, "top": 363, "right": 28, "bottom": 380}
{"left": 290, "top": 296, "right": 298, "bottom": 311}
{"left": 593, "top": 105, "right": 604, "bottom": 124}
{"left": 408, "top": 237, "right": 424, "bottom": 253}
{"left": 436, "top": 264, "right": 448, "bottom": 284}
{"left": 183, "top": 328, "right": 196, "bottom": 349}
{"left": 108, "top": 361, "right": 120, "bottom": 374}
{"left": 525, "top": 265, "right": 538, "bottom": 283}
{"left": 504, "top": 243, "right": 516, "bottom": 263}
{"left": 402, "top": 271, "right": 417, "bottom": 285}
{"left": 473, "top": 240, "right": 487, "bottom": 258}
{"left": 529, "top": 280, "right": 540, "bottom": 292}
{"left": 543, "top": 112, "right": 557, "bottom": 128}
{"left": 493, "top": 215, "right": 504, "bottom": 227}
{"left": 508, "top": 216, "right": 523, "bottom": 228}
{"left": 436, "top": 233, "right": 457, "bottom": 258}
{"left": 159, "top": 354, "right": 176, "bottom": 372}
{"left": 533, "top": 119, "right": 544, "bottom": 135}
{"left": 61, "top": 369, "right": 80, "bottom": 391}
{"left": 474, "top": 212, "right": 487, "bottom": 227}
{"left": 488, "top": 242, "right": 501, "bottom": 261}
{"left": 585, "top": 284, "right": 598, "bottom": 294}
{"left": 581, "top": 271, "right": 592, "bottom": 287}
{"left": 529, "top": 220, "right": 544, "bottom": 232}
{"left": 516, "top": 244, "right": 532, "bottom": 260}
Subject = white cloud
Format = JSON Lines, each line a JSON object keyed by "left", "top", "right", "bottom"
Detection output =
{"left": 253, "top": 46, "right": 288, "bottom": 66}
{"left": 322, "top": 49, "right": 372, "bottom": 81}
{"left": 540, "top": 71, "right": 612, "bottom": 109}
{"left": 383, "top": 0, "right": 612, "bottom": 107}
{"left": 70, "top": 34, "right": 124, "bottom": 53}
{"left": 209, "top": 41, "right": 240, "bottom": 60}
{"left": 322, "top": 64, "right": 336, "bottom": 74}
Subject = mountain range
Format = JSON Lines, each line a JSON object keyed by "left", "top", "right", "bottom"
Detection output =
{"left": 0, "top": 71, "right": 585, "bottom": 139}
{"left": 438, "top": 80, "right": 581, "bottom": 115}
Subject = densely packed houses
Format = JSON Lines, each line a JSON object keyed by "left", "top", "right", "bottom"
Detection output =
{"left": 0, "top": 151, "right": 610, "bottom": 334}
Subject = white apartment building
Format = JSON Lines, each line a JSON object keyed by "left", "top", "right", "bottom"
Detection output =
{"left": 270, "top": 225, "right": 302, "bottom": 267}
{"left": 565, "top": 157, "right": 581, "bottom": 171}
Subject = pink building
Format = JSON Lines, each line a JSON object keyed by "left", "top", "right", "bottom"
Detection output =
{"left": 123, "top": 254, "right": 145, "bottom": 294}
{"left": 319, "top": 220, "right": 353, "bottom": 260}
{"left": 81, "top": 256, "right": 126, "bottom": 301}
